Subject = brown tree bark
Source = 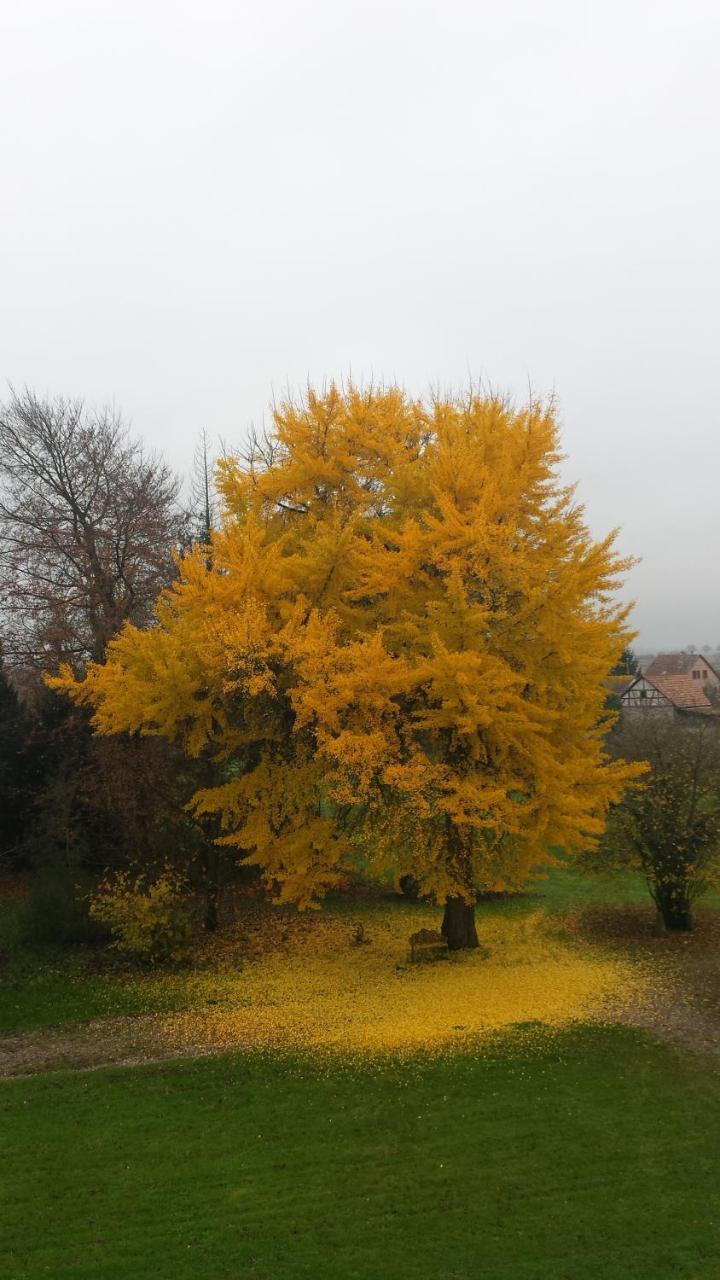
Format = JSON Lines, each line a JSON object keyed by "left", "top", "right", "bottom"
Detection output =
{"left": 656, "top": 885, "right": 694, "bottom": 932}
{"left": 203, "top": 842, "right": 220, "bottom": 932}
{"left": 441, "top": 896, "right": 479, "bottom": 950}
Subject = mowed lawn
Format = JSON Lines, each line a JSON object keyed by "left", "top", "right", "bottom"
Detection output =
{"left": 3, "top": 1027, "right": 720, "bottom": 1280}
{"left": 3, "top": 869, "right": 720, "bottom": 1278}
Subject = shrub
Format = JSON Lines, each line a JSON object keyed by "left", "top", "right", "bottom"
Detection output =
{"left": 88, "top": 867, "right": 193, "bottom": 962}
{"left": 604, "top": 715, "right": 720, "bottom": 931}
{"left": 20, "top": 866, "right": 109, "bottom": 948}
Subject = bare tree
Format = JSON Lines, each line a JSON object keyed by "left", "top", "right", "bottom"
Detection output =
{"left": 0, "top": 388, "right": 182, "bottom": 673}
{"left": 189, "top": 429, "right": 216, "bottom": 548}
{"left": 185, "top": 428, "right": 223, "bottom": 929}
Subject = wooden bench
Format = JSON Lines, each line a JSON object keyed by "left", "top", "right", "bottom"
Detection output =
{"left": 409, "top": 928, "right": 449, "bottom": 963}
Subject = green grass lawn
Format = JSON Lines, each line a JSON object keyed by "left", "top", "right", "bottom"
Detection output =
{"left": 3, "top": 1027, "right": 719, "bottom": 1280}
{"left": 4, "top": 871, "right": 720, "bottom": 1279}
{"left": 0, "top": 894, "right": 197, "bottom": 1033}
{"left": 0, "top": 866, "right": 682, "bottom": 1036}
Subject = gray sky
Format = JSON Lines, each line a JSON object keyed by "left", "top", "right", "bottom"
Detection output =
{"left": 2, "top": 0, "right": 719, "bottom": 651}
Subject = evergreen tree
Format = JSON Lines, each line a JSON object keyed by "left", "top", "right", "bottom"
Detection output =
{"left": 612, "top": 647, "right": 640, "bottom": 676}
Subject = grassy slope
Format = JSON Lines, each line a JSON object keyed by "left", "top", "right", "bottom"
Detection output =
{"left": 0, "top": 867, "right": 679, "bottom": 1035}
{"left": 3, "top": 1027, "right": 720, "bottom": 1280}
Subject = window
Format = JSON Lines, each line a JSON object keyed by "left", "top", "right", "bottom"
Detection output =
{"left": 693, "top": 670, "right": 701, "bottom": 679}
{"left": 702, "top": 669, "right": 708, "bottom": 678}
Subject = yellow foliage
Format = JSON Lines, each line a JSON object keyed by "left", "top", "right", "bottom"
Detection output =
{"left": 88, "top": 868, "right": 192, "bottom": 962}
{"left": 51, "top": 385, "right": 643, "bottom": 909}
{"left": 105, "top": 904, "right": 650, "bottom": 1058}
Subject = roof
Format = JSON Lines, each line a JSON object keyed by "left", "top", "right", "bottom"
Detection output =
{"left": 619, "top": 672, "right": 720, "bottom": 713}
{"left": 651, "top": 674, "right": 715, "bottom": 710}
{"left": 645, "top": 652, "right": 720, "bottom": 680}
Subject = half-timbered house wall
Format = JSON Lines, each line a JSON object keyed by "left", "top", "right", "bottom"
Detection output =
{"left": 620, "top": 676, "right": 675, "bottom": 716}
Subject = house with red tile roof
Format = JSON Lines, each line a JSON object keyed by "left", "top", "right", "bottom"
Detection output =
{"left": 619, "top": 653, "right": 720, "bottom": 716}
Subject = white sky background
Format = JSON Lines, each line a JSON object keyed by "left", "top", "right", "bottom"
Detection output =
{"left": 1, "top": 0, "right": 719, "bottom": 651}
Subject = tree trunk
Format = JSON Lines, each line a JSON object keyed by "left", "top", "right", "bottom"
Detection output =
{"left": 441, "top": 896, "right": 479, "bottom": 950}
{"left": 204, "top": 844, "right": 220, "bottom": 932}
{"left": 659, "top": 901, "right": 694, "bottom": 932}
{"left": 656, "top": 886, "right": 693, "bottom": 932}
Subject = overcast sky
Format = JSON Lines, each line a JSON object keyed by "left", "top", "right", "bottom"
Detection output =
{"left": 1, "top": 0, "right": 718, "bottom": 651}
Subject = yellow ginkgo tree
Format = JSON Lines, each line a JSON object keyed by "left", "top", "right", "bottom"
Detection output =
{"left": 51, "top": 385, "right": 641, "bottom": 948}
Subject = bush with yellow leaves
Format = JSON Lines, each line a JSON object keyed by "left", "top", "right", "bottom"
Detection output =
{"left": 88, "top": 867, "right": 193, "bottom": 962}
